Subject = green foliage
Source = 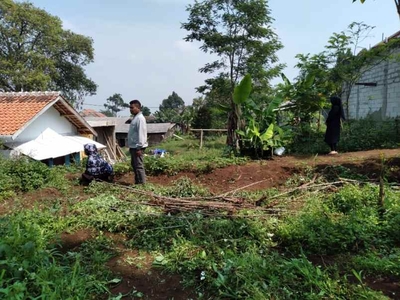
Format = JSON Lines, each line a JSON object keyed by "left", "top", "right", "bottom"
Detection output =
{"left": 0, "top": 157, "right": 74, "bottom": 199}
{"left": 45, "top": 166, "right": 75, "bottom": 192}
{"left": 278, "top": 71, "right": 327, "bottom": 123}
{"left": 196, "top": 77, "right": 231, "bottom": 129}
{"left": 159, "top": 91, "right": 185, "bottom": 111}
{"left": 0, "top": 157, "right": 50, "bottom": 200}
{"left": 104, "top": 135, "right": 247, "bottom": 176}
{"left": 182, "top": 0, "right": 284, "bottom": 145}
{"left": 143, "top": 153, "right": 247, "bottom": 176}
{"left": 0, "top": 0, "right": 96, "bottom": 106}
{"left": 192, "top": 105, "right": 212, "bottom": 129}
{"left": 162, "top": 177, "right": 210, "bottom": 198}
{"left": 2, "top": 136, "right": 399, "bottom": 299}
{"left": 71, "top": 194, "right": 150, "bottom": 232}
{"left": 7, "top": 158, "right": 50, "bottom": 191}
{"left": 352, "top": 249, "right": 400, "bottom": 277}
{"left": 235, "top": 75, "right": 287, "bottom": 156}
{"left": 233, "top": 74, "right": 252, "bottom": 105}
{"left": 287, "top": 21, "right": 400, "bottom": 124}
{"left": 287, "top": 117, "right": 400, "bottom": 154}
{"left": 112, "top": 161, "right": 132, "bottom": 176}
{"left": 155, "top": 91, "right": 185, "bottom": 123}
{"left": 182, "top": 0, "right": 284, "bottom": 90}
{"left": 277, "top": 184, "right": 399, "bottom": 255}
{"left": 124, "top": 185, "right": 389, "bottom": 299}
{"left": 141, "top": 106, "right": 151, "bottom": 116}
{"left": 102, "top": 93, "right": 129, "bottom": 117}
{"left": 0, "top": 213, "right": 108, "bottom": 299}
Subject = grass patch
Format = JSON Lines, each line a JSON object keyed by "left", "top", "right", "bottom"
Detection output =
{"left": 114, "top": 135, "right": 247, "bottom": 176}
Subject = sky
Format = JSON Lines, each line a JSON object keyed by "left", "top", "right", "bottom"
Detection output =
{"left": 28, "top": 0, "right": 400, "bottom": 115}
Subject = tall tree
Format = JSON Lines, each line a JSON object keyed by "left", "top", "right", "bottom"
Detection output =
{"left": 155, "top": 91, "right": 185, "bottom": 123}
{"left": 159, "top": 91, "right": 185, "bottom": 111}
{"left": 0, "top": 0, "right": 96, "bottom": 107}
{"left": 352, "top": 0, "right": 400, "bottom": 19}
{"left": 103, "top": 93, "right": 129, "bottom": 117}
{"left": 182, "top": 0, "right": 284, "bottom": 148}
{"left": 141, "top": 106, "right": 151, "bottom": 116}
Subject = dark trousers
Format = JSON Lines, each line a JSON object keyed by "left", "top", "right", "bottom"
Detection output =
{"left": 130, "top": 148, "right": 146, "bottom": 184}
{"left": 80, "top": 172, "right": 114, "bottom": 186}
{"left": 330, "top": 143, "right": 337, "bottom": 151}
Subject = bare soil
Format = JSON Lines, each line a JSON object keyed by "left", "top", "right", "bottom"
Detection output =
{"left": 136, "top": 148, "right": 400, "bottom": 193}
{"left": 2, "top": 148, "right": 400, "bottom": 299}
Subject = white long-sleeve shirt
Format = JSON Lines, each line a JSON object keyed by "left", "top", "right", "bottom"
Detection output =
{"left": 127, "top": 112, "right": 148, "bottom": 149}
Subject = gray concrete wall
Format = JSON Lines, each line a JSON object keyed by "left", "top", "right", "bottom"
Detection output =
{"left": 348, "top": 48, "right": 400, "bottom": 120}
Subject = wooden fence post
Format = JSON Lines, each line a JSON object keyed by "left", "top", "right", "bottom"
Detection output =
{"left": 189, "top": 129, "right": 228, "bottom": 149}
{"left": 200, "top": 129, "right": 203, "bottom": 149}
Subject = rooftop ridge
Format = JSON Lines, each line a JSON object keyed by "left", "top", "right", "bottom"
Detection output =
{"left": 0, "top": 91, "right": 61, "bottom": 96}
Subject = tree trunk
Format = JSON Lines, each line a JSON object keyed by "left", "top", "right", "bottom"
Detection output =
{"left": 227, "top": 100, "right": 240, "bottom": 150}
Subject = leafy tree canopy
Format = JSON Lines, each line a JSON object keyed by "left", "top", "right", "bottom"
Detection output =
{"left": 103, "top": 93, "right": 128, "bottom": 117}
{"left": 0, "top": 0, "right": 96, "bottom": 107}
{"left": 159, "top": 91, "right": 185, "bottom": 112}
{"left": 141, "top": 106, "right": 151, "bottom": 116}
{"left": 182, "top": 0, "right": 284, "bottom": 146}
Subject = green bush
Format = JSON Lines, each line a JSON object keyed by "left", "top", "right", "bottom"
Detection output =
{"left": 352, "top": 249, "right": 400, "bottom": 277}
{"left": 143, "top": 155, "right": 247, "bottom": 176}
{"left": 287, "top": 117, "right": 400, "bottom": 154}
{"left": 0, "top": 214, "right": 108, "bottom": 299}
{"left": 112, "top": 161, "right": 132, "bottom": 175}
{"left": 277, "top": 185, "right": 386, "bottom": 254}
{"left": 0, "top": 157, "right": 50, "bottom": 199}
{"left": 0, "top": 156, "right": 75, "bottom": 199}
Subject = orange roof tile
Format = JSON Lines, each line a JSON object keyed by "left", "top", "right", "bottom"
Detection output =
{"left": 79, "top": 109, "right": 106, "bottom": 118}
{"left": 0, "top": 92, "right": 60, "bottom": 136}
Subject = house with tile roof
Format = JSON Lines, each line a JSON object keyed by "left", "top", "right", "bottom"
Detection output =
{"left": 0, "top": 91, "right": 105, "bottom": 166}
{"left": 84, "top": 116, "right": 177, "bottom": 147}
{"left": 79, "top": 108, "right": 107, "bottom": 118}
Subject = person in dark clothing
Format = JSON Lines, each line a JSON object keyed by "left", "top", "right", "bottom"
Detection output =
{"left": 324, "top": 96, "right": 346, "bottom": 155}
{"left": 80, "top": 143, "right": 114, "bottom": 185}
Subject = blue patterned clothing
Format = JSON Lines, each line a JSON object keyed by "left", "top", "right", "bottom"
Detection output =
{"left": 84, "top": 144, "right": 113, "bottom": 176}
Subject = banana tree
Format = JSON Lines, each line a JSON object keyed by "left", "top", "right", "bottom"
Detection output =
{"left": 234, "top": 74, "right": 285, "bottom": 157}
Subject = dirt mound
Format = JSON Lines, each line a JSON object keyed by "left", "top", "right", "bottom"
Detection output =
{"left": 106, "top": 250, "right": 195, "bottom": 300}
{"left": 118, "top": 149, "right": 400, "bottom": 194}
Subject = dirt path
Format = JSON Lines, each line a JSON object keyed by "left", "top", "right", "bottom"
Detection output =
{"left": 118, "top": 148, "right": 400, "bottom": 193}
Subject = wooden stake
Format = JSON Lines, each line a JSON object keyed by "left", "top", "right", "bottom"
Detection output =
{"left": 200, "top": 129, "right": 203, "bottom": 149}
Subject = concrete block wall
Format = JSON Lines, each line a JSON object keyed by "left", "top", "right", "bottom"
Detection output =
{"left": 347, "top": 48, "right": 400, "bottom": 120}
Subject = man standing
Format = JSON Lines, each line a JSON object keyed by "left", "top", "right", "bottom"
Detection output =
{"left": 128, "top": 99, "right": 148, "bottom": 184}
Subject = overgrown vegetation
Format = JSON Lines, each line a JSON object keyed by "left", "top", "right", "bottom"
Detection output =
{"left": 0, "top": 211, "right": 114, "bottom": 299}
{"left": 287, "top": 117, "right": 400, "bottom": 154}
{"left": 0, "top": 157, "right": 75, "bottom": 200}
{"left": 1, "top": 151, "right": 399, "bottom": 299}
{"left": 114, "top": 135, "right": 248, "bottom": 176}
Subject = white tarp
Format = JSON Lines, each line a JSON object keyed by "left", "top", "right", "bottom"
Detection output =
{"left": 5, "top": 128, "right": 106, "bottom": 161}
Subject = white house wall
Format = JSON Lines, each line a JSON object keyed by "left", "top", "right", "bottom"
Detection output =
{"left": 16, "top": 106, "right": 77, "bottom": 142}
{"left": 348, "top": 48, "right": 400, "bottom": 120}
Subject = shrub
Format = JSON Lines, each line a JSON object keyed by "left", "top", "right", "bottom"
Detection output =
{"left": 287, "top": 117, "right": 400, "bottom": 154}
{"left": 0, "top": 214, "right": 108, "bottom": 299}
